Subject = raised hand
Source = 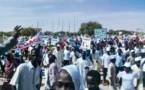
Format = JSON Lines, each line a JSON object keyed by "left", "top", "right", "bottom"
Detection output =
{"left": 13, "top": 25, "right": 23, "bottom": 39}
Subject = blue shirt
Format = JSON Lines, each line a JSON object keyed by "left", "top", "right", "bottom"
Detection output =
{"left": 115, "top": 54, "right": 123, "bottom": 67}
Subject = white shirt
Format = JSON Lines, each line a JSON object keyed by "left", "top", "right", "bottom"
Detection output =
{"left": 134, "top": 47, "right": 140, "bottom": 56}
{"left": 131, "top": 64, "right": 143, "bottom": 86}
{"left": 70, "top": 51, "right": 80, "bottom": 64}
{"left": 117, "top": 71, "right": 139, "bottom": 90}
{"left": 101, "top": 54, "right": 111, "bottom": 68}
{"left": 43, "top": 53, "right": 49, "bottom": 69}
{"left": 115, "top": 54, "right": 124, "bottom": 67}
{"left": 141, "top": 58, "right": 145, "bottom": 72}
{"left": 28, "top": 46, "right": 33, "bottom": 55}
{"left": 63, "top": 50, "right": 70, "bottom": 60}
{"left": 10, "top": 62, "right": 41, "bottom": 90}
{"left": 122, "top": 49, "right": 130, "bottom": 60}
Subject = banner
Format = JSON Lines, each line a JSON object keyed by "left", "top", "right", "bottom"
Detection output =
{"left": 12, "top": 32, "right": 42, "bottom": 49}
{"left": 81, "top": 37, "right": 91, "bottom": 49}
{"left": 94, "top": 28, "right": 107, "bottom": 38}
{"left": 51, "top": 38, "right": 58, "bottom": 45}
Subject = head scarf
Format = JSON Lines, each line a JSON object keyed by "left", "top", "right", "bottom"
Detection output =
{"left": 60, "top": 65, "right": 85, "bottom": 90}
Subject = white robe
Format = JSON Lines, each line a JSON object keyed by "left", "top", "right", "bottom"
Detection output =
{"left": 53, "top": 49, "right": 63, "bottom": 70}
{"left": 131, "top": 64, "right": 143, "bottom": 90}
{"left": 76, "top": 58, "right": 93, "bottom": 88}
{"left": 43, "top": 53, "right": 50, "bottom": 89}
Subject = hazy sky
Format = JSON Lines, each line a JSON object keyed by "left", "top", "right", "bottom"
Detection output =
{"left": 0, "top": 0, "right": 145, "bottom": 32}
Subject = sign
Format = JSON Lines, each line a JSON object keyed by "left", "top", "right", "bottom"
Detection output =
{"left": 51, "top": 38, "right": 58, "bottom": 45}
{"left": 81, "top": 37, "right": 91, "bottom": 49}
{"left": 68, "top": 38, "right": 75, "bottom": 45}
{"left": 94, "top": 28, "right": 107, "bottom": 38}
{"left": 12, "top": 32, "right": 42, "bottom": 49}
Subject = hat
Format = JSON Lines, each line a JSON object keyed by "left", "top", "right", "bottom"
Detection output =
{"left": 141, "top": 49, "right": 145, "bottom": 53}
{"left": 106, "top": 47, "right": 110, "bottom": 51}
{"left": 124, "top": 62, "right": 131, "bottom": 68}
{"left": 57, "top": 44, "right": 60, "bottom": 47}
{"left": 135, "top": 57, "right": 141, "bottom": 62}
{"left": 131, "top": 50, "right": 135, "bottom": 53}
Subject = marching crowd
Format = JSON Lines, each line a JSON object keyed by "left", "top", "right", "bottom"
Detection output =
{"left": 0, "top": 26, "right": 145, "bottom": 90}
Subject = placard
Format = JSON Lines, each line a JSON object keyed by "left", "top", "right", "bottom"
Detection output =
{"left": 68, "top": 38, "right": 75, "bottom": 45}
{"left": 81, "top": 37, "right": 91, "bottom": 49}
{"left": 94, "top": 28, "right": 107, "bottom": 38}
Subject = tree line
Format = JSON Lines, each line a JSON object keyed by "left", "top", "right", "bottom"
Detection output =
{"left": 0, "top": 21, "right": 141, "bottom": 37}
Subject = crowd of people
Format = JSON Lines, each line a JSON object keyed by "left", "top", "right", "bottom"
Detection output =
{"left": 0, "top": 27, "right": 145, "bottom": 90}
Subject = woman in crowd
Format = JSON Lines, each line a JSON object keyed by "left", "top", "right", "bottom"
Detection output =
{"left": 2, "top": 53, "right": 15, "bottom": 90}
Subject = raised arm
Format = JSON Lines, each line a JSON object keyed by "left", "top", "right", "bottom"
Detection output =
{"left": 0, "top": 25, "right": 23, "bottom": 55}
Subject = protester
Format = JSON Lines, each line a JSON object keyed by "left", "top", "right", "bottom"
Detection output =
{"left": 48, "top": 54, "right": 58, "bottom": 89}
{"left": 140, "top": 50, "right": 145, "bottom": 90}
{"left": 115, "top": 49, "right": 124, "bottom": 75}
{"left": 117, "top": 62, "right": 140, "bottom": 90}
{"left": 107, "top": 55, "right": 117, "bottom": 90}
{"left": 126, "top": 50, "right": 136, "bottom": 65}
{"left": 69, "top": 48, "right": 80, "bottom": 64}
{"left": 43, "top": 50, "right": 51, "bottom": 90}
{"left": 0, "top": 25, "right": 22, "bottom": 55}
{"left": 91, "top": 48, "right": 101, "bottom": 72}
{"left": 63, "top": 45, "right": 71, "bottom": 66}
{"left": 53, "top": 44, "right": 63, "bottom": 70}
{"left": 131, "top": 57, "right": 143, "bottom": 90}
{"left": 122, "top": 45, "right": 130, "bottom": 62}
{"left": 2, "top": 53, "right": 15, "bottom": 90}
{"left": 10, "top": 49, "right": 42, "bottom": 90}
{"left": 0, "top": 27, "right": 145, "bottom": 90}
{"left": 55, "top": 65, "right": 84, "bottom": 90}
{"left": 86, "top": 70, "right": 102, "bottom": 90}
{"left": 101, "top": 47, "right": 111, "bottom": 85}
{"left": 76, "top": 51, "right": 93, "bottom": 88}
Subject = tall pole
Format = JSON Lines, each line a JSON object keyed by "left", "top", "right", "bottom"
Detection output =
{"left": 85, "top": 17, "right": 86, "bottom": 34}
{"left": 74, "top": 16, "right": 75, "bottom": 36}
{"left": 47, "top": 21, "right": 48, "bottom": 35}
{"left": 69, "top": 19, "right": 70, "bottom": 36}
{"left": 62, "top": 20, "right": 63, "bottom": 32}
{"left": 52, "top": 21, "right": 54, "bottom": 32}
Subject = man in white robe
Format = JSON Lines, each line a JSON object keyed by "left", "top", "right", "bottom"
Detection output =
{"left": 131, "top": 57, "right": 143, "bottom": 90}
{"left": 53, "top": 45, "right": 63, "bottom": 70}
{"left": 76, "top": 51, "right": 93, "bottom": 88}
{"left": 43, "top": 51, "right": 51, "bottom": 90}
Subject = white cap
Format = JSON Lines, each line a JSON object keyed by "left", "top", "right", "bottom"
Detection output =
{"left": 57, "top": 44, "right": 60, "bottom": 47}
{"left": 124, "top": 62, "right": 131, "bottom": 68}
{"left": 135, "top": 57, "right": 141, "bottom": 62}
{"left": 131, "top": 50, "right": 135, "bottom": 53}
{"left": 141, "top": 49, "right": 145, "bottom": 53}
{"left": 143, "top": 45, "right": 145, "bottom": 48}
{"left": 106, "top": 47, "right": 110, "bottom": 51}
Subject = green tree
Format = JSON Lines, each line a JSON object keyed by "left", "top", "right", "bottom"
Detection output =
{"left": 43, "top": 31, "right": 53, "bottom": 35}
{"left": 78, "top": 21, "right": 102, "bottom": 35}
{"left": 21, "top": 27, "right": 37, "bottom": 36}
